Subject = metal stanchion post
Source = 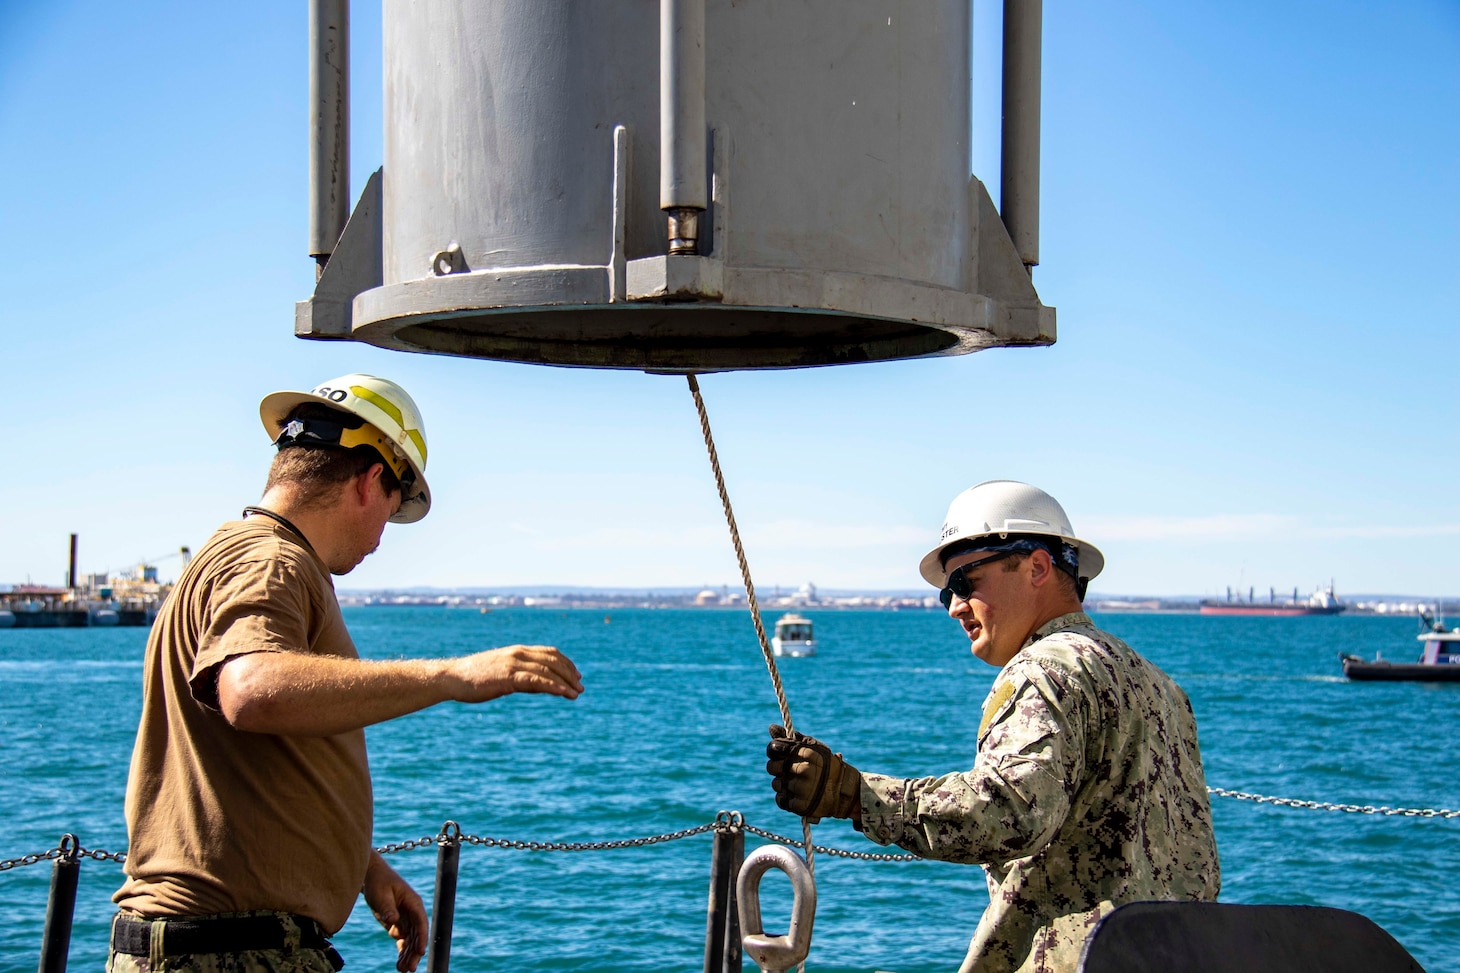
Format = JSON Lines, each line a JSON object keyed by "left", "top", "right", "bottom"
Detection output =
{"left": 723, "top": 826, "right": 744, "bottom": 972}
{"left": 37, "top": 834, "right": 81, "bottom": 973}
{"left": 426, "top": 822, "right": 461, "bottom": 973}
{"left": 704, "top": 814, "right": 745, "bottom": 973}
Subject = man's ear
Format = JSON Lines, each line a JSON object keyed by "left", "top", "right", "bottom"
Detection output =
{"left": 354, "top": 464, "right": 386, "bottom": 507}
{"left": 1027, "top": 548, "right": 1055, "bottom": 587}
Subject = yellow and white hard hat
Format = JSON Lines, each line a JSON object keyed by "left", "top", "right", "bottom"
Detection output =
{"left": 259, "top": 373, "right": 431, "bottom": 523}
{"left": 917, "top": 480, "right": 1103, "bottom": 588}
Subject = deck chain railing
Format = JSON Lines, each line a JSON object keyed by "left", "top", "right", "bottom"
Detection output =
{"left": 8, "top": 794, "right": 1460, "bottom": 973}
{"left": 1206, "top": 786, "right": 1460, "bottom": 818}
{"left": 1, "top": 836, "right": 127, "bottom": 873}
{"left": 9, "top": 788, "right": 1460, "bottom": 875}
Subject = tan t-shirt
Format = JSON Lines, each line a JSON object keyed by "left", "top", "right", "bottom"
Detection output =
{"left": 113, "top": 517, "right": 373, "bottom": 933}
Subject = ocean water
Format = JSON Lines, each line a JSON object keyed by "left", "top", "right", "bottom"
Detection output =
{"left": 2, "top": 609, "right": 1457, "bottom": 972}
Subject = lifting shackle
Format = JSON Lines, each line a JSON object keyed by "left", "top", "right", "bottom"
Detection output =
{"left": 736, "top": 845, "right": 817, "bottom": 973}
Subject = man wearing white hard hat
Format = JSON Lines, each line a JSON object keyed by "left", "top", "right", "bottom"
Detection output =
{"left": 111, "top": 374, "right": 584, "bottom": 973}
{"left": 766, "top": 481, "right": 1219, "bottom": 973}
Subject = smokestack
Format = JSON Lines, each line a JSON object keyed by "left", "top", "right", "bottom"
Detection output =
{"left": 68, "top": 533, "right": 78, "bottom": 589}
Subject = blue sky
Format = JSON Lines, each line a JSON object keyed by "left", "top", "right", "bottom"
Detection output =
{"left": 1, "top": 1, "right": 1456, "bottom": 596}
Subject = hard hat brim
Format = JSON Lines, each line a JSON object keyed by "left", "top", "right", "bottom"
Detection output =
{"left": 259, "top": 390, "right": 321, "bottom": 440}
{"left": 919, "top": 535, "right": 1104, "bottom": 589}
{"left": 260, "top": 389, "right": 432, "bottom": 523}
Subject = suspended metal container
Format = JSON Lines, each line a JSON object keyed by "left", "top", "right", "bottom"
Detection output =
{"left": 298, "top": 0, "right": 1053, "bottom": 371}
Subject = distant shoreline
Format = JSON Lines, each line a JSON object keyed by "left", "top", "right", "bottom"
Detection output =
{"left": 334, "top": 590, "right": 1460, "bottom": 615}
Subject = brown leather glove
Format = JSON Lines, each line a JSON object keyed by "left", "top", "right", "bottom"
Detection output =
{"left": 765, "top": 724, "right": 861, "bottom": 822}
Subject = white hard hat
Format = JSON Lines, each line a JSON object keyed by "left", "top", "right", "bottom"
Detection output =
{"left": 259, "top": 373, "right": 431, "bottom": 524}
{"left": 917, "top": 480, "right": 1103, "bottom": 588}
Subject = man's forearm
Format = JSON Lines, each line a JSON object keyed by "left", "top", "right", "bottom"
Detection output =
{"left": 859, "top": 767, "right": 1067, "bottom": 863}
{"left": 217, "top": 652, "right": 458, "bottom": 736}
{"left": 216, "top": 642, "right": 582, "bottom": 736}
{"left": 364, "top": 849, "right": 428, "bottom": 971}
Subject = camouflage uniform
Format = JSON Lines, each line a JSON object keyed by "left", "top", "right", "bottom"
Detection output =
{"left": 105, "top": 912, "right": 340, "bottom": 973}
{"left": 859, "top": 612, "right": 1220, "bottom": 973}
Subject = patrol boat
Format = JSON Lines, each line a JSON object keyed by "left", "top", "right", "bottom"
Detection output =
{"left": 770, "top": 614, "right": 816, "bottom": 658}
{"left": 1340, "top": 612, "right": 1460, "bottom": 682}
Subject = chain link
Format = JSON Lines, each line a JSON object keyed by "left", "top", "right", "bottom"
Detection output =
{"left": 374, "top": 821, "right": 719, "bottom": 855}
{"left": 375, "top": 835, "right": 441, "bottom": 855}
{"left": 0, "top": 849, "right": 61, "bottom": 872}
{"left": 458, "top": 821, "right": 718, "bottom": 853}
{"left": 1208, "top": 786, "right": 1460, "bottom": 818}
{"left": 740, "top": 823, "right": 922, "bottom": 862}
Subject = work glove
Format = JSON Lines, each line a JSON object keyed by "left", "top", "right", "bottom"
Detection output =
{"left": 765, "top": 724, "right": 861, "bottom": 823}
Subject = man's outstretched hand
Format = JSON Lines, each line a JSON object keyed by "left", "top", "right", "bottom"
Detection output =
{"left": 765, "top": 724, "right": 862, "bottom": 823}
{"left": 448, "top": 644, "right": 585, "bottom": 701}
{"left": 364, "top": 851, "right": 428, "bottom": 972}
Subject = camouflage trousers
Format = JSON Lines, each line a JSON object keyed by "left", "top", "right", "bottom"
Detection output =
{"left": 106, "top": 912, "right": 341, "bottom": 973}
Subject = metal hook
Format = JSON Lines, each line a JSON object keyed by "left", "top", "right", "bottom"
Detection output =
{"left": 430, "top": 242, "right": 465, "bottom": 276}
{"left": 439, "top": 820, "right": 462, "bottom": 843}
{"left": 736, "top": 844, "right": 816, "bottom": 973}
{"left": 56, "top": 834, "right": 79, "bottom": 862}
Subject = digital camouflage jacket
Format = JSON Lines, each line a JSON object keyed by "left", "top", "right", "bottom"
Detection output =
{"left": 858, "top": 612, "right": 1220, "bottom": 973}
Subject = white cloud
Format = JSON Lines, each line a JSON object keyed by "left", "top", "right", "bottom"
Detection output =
{"left": 741, "top": 520, "right": 928, "bottom": 551}
{"left": 528, "top": 519, "right": 927, "bottom": 552}
{"left": 1082, "top": 513, "right": 1298, "bottom": 541}
{"left": 1307, "top": 524, "right": 1460, "bottom": 539}
{"left": 1082, "top": 514, "right": 1460, "bottom": 545}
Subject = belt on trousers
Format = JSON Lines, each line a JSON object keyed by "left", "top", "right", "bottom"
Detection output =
{"left": 111, "top": 912, "right": 345, "bottom": 970}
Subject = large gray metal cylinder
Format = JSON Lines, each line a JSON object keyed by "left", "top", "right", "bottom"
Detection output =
{"left": 299, "top": 0, "right": 1055, "bottom": 371}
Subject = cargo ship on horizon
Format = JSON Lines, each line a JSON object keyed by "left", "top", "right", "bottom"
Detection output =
{"left": 1199, "top": 582, "right": 1345, "bottom": 617}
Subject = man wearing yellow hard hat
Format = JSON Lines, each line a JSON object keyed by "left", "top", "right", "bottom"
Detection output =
{"left": 110, "top": 374, "right": 585, "bottom": 973}
{"left": 765, "top": 480, "right": 1219, "bottom": 973}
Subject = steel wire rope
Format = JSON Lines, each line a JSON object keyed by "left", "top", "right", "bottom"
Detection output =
{"left": 685, "top": 373, "right": 819, "bottom": 933}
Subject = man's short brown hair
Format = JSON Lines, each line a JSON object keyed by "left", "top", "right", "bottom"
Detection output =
{"left": 264, "top": 403, "right": 403, "bottom": 509}
{"left": 264, "top": 445, "right": 402, "bottom": 511}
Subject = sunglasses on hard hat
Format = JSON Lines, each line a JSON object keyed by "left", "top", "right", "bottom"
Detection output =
{"left": 277, "top": 415, "right": 417, "bottom": 495}
{"left": 938, "top": 552, "right": 1022, "bottom": 609}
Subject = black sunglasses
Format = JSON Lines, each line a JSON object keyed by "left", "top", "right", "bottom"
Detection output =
{"left": 938, "top": 552, "right": 1020, "bottom": 609}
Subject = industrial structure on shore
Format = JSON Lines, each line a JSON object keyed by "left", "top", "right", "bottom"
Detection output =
{"left": 0, "top": 534, "right": 183, "bottom": 628}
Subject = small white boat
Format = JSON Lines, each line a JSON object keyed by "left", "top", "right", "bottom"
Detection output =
{"left": 771, "top": 613, "right": 816, "bottom": 658}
